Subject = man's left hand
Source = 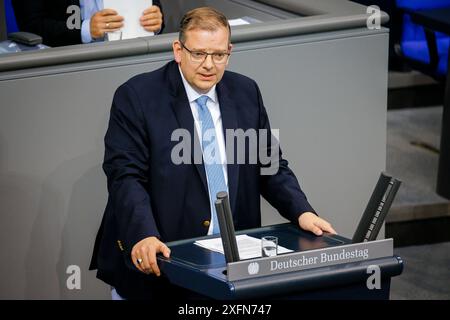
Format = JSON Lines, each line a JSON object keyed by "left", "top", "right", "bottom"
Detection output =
{"left": 140, "top": 6, "right": 163, "bottom": 33}
{"left": 298, "top": 212, "right": 337, "bottom": 236}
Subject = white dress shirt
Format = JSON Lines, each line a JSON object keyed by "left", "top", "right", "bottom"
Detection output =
{"left": 178, "top": 66, "right": 229, "bottom": 235}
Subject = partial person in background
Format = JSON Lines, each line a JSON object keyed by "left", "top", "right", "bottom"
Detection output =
{"left": 12, "top": 0, "right": 82, "bottom": 47}
{"left": 80, "top": 0, "right": 163, "bottom": 43}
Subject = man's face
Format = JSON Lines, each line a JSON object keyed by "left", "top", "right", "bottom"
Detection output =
{"left": 173, "top": 27, "right": 232, "bottom": 94}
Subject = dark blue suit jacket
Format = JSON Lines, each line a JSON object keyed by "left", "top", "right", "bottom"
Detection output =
{"left": 90, "top": 60, "right": 315, "bottom": 299}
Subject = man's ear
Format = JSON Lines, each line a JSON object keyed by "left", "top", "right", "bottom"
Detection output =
{"left": 225, "top": 43, "right": 233, "bottom": 66}
{"left": 173, "top": 41, "right": 182, "bottom": 63}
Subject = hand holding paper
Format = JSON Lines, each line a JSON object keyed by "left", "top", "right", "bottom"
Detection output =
{"left": 90, "top": 9, "right": 124, "bottom": 40}
{"left": 104, "top": 0, "right": 161, "bottom": 39}
{"left": 140, "top": 6, "right": 163, "bottom": 33}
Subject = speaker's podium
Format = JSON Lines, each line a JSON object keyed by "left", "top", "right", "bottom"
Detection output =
{"left": 158, "top": 223, "right": 402, "bottom": 299}
{"left": 157, "top": 173, "right": 404, "bottom": 299}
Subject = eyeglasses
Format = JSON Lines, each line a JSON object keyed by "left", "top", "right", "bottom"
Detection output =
{"left": 180, "top": 41, "right": 230, "bottom": 64}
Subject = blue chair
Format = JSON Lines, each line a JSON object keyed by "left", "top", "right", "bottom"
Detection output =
{"left": 396, "top": 0, "right": 450, "bottom": 198}
{"left": 5, "top": 0, "right": 19, "bottom": 34}
{"left": 396, "top": 0, "right": 450, "bottom": 79}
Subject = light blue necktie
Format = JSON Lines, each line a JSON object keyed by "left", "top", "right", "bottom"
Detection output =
{"left": 195, "top": 95, "right": 227, "bottom": 235}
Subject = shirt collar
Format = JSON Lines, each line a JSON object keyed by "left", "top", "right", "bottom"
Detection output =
{"left": 178, "top": 65, "right": 218, "bottom": 104}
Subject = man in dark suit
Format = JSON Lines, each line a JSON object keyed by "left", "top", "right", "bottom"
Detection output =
{"left": 90, "top": 7, "right": 336, "bottom": 300}
{"left": 12, "top": 0, "right": 82, "bottom": 47}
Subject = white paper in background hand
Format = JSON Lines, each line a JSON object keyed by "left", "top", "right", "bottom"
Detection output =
{"left": 103, "top": 0, "right": 154, "bottom": 39}
{"left": 228, "top": 18, "right": 251, "bottom": 26}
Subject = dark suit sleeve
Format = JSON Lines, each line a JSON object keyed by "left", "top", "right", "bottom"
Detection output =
{"left": 256, "top": 82, "right": 317, "bottom": 223}
{"left": 153, "top": 0, "right": 165, "bottom": 34}
{"left": 12, "top": 0, "right": 81, "bottom": 47}
{"left": 103, "top": 83, "right": 161, "bottom": 252}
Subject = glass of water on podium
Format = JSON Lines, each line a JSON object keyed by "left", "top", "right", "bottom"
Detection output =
{"left": 261, "top": 236, "right": 278, "bottom": 257}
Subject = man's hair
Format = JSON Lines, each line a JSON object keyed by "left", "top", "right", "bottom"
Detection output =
{"left": 179, "top": 7, "right": 231, "bottom": 44}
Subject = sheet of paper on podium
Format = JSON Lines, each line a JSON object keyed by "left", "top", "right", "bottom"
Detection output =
{"left": 195, "top": 235, "right": 293, "bottom": 260}
{"left": 104, "top": 0, "right": 154, "bottom": 39}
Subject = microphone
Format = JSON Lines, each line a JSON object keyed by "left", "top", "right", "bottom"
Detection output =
{"left": 214, "top": 191, "right": 240, "bottom": 262}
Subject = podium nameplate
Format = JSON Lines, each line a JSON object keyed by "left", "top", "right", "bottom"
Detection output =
{"left": 227, "top": 238, "right": 393, "bottom": 281}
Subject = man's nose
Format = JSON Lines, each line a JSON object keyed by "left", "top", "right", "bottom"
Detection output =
{"left": 202, "top": 54, "right": 214, "bottom": 69}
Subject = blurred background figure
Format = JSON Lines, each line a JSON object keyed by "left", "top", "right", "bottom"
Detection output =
{"left": 11, "top": 0, "right": 82, "bottom": 47}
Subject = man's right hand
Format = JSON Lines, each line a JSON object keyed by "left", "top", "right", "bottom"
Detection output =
{"left": 90, "top": 9, "right": 124, "bottom": 40}
{"left": 131, "top": 236, "right": 171, "bottom": 276}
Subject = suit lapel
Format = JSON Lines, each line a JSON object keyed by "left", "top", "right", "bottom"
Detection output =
{"left": 168, "top": 62, "right": 209, "bottom": 195}
{"left": 217, "top": 80, "right": 239, "bottom": 215}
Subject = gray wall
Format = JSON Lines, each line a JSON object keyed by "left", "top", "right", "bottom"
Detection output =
{"left": 0, "top": 27, "right": 389, "bottom": 299}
